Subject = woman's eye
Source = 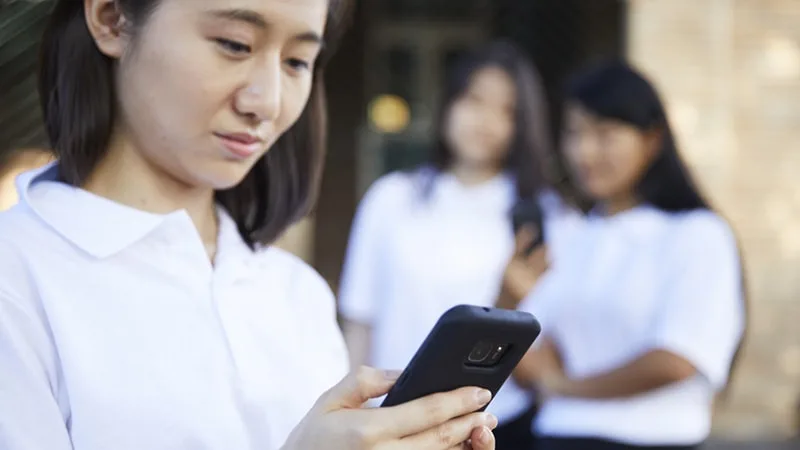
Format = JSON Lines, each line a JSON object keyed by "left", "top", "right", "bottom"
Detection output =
{"left": 286, "top": 58, "right": 311, "bottom": 72}
{"left": 214, "top": 38, "right": 251, "bottom": 55}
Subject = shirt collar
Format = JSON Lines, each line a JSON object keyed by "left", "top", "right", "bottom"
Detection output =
{"left": 435, "top": 172, "right": 516, "bottom": 208}
{"left": 586, "top": 204, "right": 664, "bottom": 240}
{"left": 17, "top": 162, "right": 247, "bottom": 260}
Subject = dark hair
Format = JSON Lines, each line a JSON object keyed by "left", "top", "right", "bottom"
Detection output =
{"left": 38, "top": 0, "right": 351, "bottom": 248}
{"left": 425, "top": 39, "right": 550, "bottom": 200}
{"left": 567, "top": 60, "right": 748, "bottom": 396}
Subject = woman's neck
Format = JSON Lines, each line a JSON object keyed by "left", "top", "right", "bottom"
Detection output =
{"left": 83, "top": 135, "right": 219, "bottom": 259}
{"left": 600, "top": 194, "right": 641, "bottom": 216}
{"left": 448, "top": 163, "right": 502, "bottom": 187}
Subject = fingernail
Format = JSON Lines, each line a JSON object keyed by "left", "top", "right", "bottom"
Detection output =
{"left": 383, "top": 370, "right": 402, "bottom": 380}
{"left": 484, "top": 413, "right": 499, "bottom": 429}
{"left": 477, "top": 426, "right": 491, "bottom": 444}
{"left": 475, "top": 388, "right": 492, "bottom": 405}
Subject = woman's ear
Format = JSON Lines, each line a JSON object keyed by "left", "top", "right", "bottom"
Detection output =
{"left": 84, "top": 0, "right": 129, "bottom": 59}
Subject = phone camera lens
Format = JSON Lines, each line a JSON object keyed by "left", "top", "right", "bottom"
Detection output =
{"left": 467, "top": 341, "right": 493, "bottom": 363}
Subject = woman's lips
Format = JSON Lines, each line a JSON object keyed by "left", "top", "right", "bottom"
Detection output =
{"left": 214, "top": 132, "right": 263, "bottom": 159}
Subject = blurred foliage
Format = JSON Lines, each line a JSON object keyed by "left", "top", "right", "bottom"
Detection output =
{"left": 0, "top": 0, "right": 52, "bottom": 158}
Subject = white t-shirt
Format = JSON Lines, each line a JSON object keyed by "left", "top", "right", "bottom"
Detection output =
{"left": 0, "top": 163, "right": 349, "bottom": 450}
{"left": 520, "top": 205, "right": 745, "bottom": 445}
{"left": 338, "top": 169, "right": 582, "bottom": 422}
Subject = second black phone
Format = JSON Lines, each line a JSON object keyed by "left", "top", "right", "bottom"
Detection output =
{"left": 510, "top": 198, "right": 545, "bottom": 254}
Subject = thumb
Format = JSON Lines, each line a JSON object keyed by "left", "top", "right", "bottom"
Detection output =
{"left": 525, "top": 244, "right": 548, "bottom": 268}
{"left": 318, "top": 366, "right": 401, "bottom": 411}
{"left": 513, "top": 225, "right": 538, "bottom": 257}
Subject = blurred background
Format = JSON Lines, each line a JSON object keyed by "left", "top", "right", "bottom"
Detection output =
{"left": 1, "top": 0, "right": 798, "bottom": 446}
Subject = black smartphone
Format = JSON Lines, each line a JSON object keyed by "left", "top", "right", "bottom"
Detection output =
{"left": 380, "top": 305, "right": 541, "bottom": 409}
{"left": 510, "top": 198, "right": 545, "bottom": 254}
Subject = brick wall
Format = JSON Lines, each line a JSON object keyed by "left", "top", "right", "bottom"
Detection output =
{"left": 628, "top": 0, "right": 800, "bottom": 439}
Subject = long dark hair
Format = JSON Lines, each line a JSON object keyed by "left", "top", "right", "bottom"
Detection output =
{"left": 424, "top": 39, "right": 550, "bottom": 200}
{"left": 567, "top": 60, "right": 748, "bottom": 395}
{"left": 38, "top": 0, "right": 351, "bottom": 248}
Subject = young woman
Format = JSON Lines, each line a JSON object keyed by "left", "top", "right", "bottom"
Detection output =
{"left": 0, "top": 1, "right": 499, "bottom": 449}
{"left": 338, "top": 40, "right": 581, "bottom": 450}
{"left": 504, "top": 61, "right": 747, "bottom": 450}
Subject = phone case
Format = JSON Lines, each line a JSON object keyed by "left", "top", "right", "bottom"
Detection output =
{"left": 380, "top": 305, "right": 541, "bottom": 408}
{"left": 511, "top": 198, "right": 546, "bottom": 252}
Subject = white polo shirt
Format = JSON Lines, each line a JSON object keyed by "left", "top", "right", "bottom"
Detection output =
{"left": 521, "top": 205, "right": 745, "bottom": 446}
{"left": 338, "top": 170, "right": 582, "bottom": 422}
{"left": 0, "top": 164, "right": 349, "bottom": 450}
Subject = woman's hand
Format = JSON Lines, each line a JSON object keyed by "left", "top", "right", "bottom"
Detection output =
{"left": 496, "top": 225, "right": 549, "bottom": 310}
{"left": 282, "top": 366, "right": 498, "bottom": 450}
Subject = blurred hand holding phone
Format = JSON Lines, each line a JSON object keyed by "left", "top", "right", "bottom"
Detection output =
{"left": 496, "top": 199, "right": 549, "bottom": 310}
{"left": 510, "top": 198, "right": 546, "bottom": 254}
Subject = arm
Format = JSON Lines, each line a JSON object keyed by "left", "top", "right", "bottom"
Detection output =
{"left": 552, "top": 349, "right": 696, "bottom": 399}
{"left": 0, "top": 289, "right": 72, "bottom": 450}
{"left": 337, "top": 176, "right": 400, "bottom": 366}
{"left": 512, "top": 337, "right": 562, "bottom": 389}
{"left": 495, "top": 229, "right": 548, "bottom": 311}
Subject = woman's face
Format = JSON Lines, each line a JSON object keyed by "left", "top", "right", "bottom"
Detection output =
{"left": 563, "top": 104, "right": 658, "bottom": 202}
{"left": 444, "top": 66, "right": 517, "bottom": 170}
{"left": 93, "top": 0, "right": 328, "bottom": 189}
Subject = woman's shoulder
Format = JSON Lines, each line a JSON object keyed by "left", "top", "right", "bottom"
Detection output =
{"left": 661, "top": 209, "right": 739, "bottom": 265}
{"left": 671, "top": 209, "right": 736, "bottom": 245}
{"left": 253, "top": 246, "right": 327, "bottom": 283}
{"left": 354, "top": 169, "right": 428, "bottom": 219}
{"left": 251, "top": 246, "right": 335, "bottom": 301}
{"left": 363, "top": 170, "right": 421, "bottom": 201}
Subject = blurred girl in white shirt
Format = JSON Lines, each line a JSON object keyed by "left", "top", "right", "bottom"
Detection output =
{"left": 339, "top": 40, "right": 582, "bottom": 450}
{"left": 504, "top": 60, "right": 747, "bottom": 450}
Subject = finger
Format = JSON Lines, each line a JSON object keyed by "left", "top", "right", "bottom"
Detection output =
{"left": 375, "top": 387, "right": 492, "bottom": 439}
{"left": 397, "top": 412, "right": 498, "bottom": 450}
{"left": 525, "top": 244, "right": 548, "bottom": 267}
{"left": 446, "top": 441, "right": 472, "bottom": 450}
{"left": 468, "top": 426, "right": 495, "bottom": 450}
{"left": 445, "top": 426, "right": 493, "bottom": 450}
{"left": 318, "top": 366, "right": 401, "bottom": 411}
{"left": 513, "top": 225, "right": 537, "bottom": 256}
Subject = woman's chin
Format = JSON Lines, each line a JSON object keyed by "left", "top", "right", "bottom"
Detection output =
{"left": 192, "top": 163, "right": 256, "bottom": 192}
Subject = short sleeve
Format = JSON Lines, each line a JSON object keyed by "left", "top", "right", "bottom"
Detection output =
{"left": 337, "top": 174, "right": 408, "bottom": 324}
{"left": 649, "top": 211, "right": 745, "bottom": 390}
{"left": 0, "top": 288, "right": 72, "bottom": 450}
